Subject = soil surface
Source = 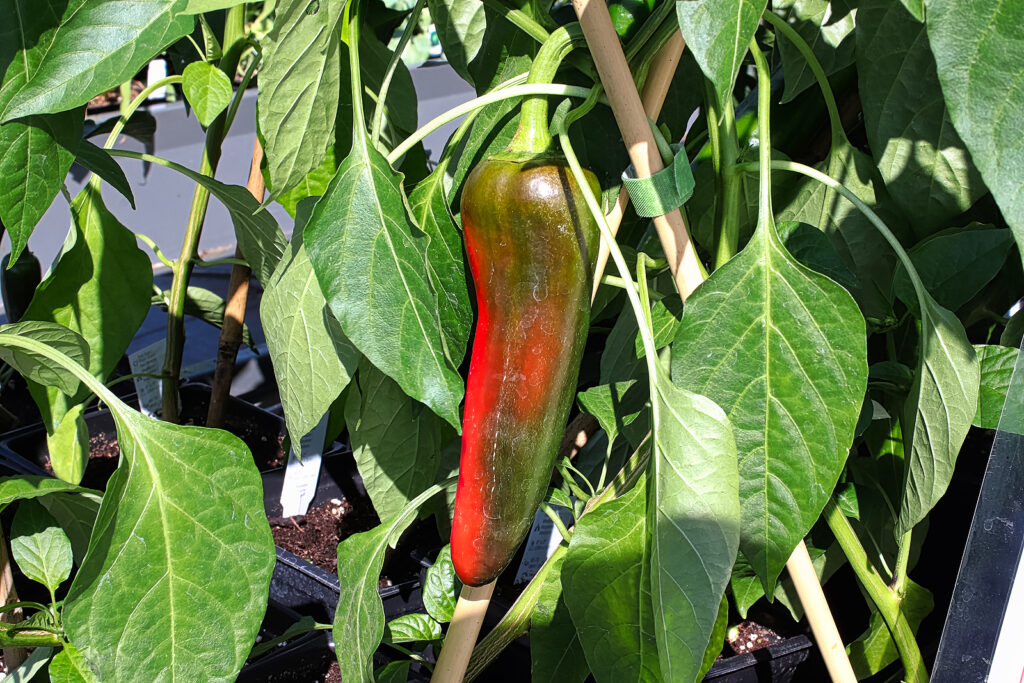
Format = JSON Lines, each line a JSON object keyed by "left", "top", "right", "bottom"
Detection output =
{"left": 726, "top": 620, "right": 784, "bottom": 655}
{"left": 269, "top": 498, "right": 378, "bottom": 575}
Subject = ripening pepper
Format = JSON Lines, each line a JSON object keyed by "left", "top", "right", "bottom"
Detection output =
{"left": 450, "top": 26, "right": 600, "bottom": 585}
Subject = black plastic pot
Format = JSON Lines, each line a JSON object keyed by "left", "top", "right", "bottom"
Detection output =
{"left": 704, "top": 635, "right": 813, "bottom": 682}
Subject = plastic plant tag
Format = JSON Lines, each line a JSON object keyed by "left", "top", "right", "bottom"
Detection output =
{"left": 280, "top": 414, "right": 329, "bottom": 518}
{"left": 513, "top": 505, "right": 573, "bottom": 584}
{"left": 129, "top": 340, "right": 167, "bottom": 417}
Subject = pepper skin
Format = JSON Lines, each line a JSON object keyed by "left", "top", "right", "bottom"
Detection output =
{"left": 1, "top": 250, "right": 41, "bottom": 324}
{"left": 451, "top": 154, "right": 599, "bottom": 587}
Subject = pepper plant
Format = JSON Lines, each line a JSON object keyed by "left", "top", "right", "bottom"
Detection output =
{"left": 0, "top": 0, "right": 1020, "bottom": 681}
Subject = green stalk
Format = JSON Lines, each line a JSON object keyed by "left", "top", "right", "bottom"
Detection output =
{"left": 506, "top": 25, "right": 586, "bottom": 155}
{"left": 824, "top": 500, "right": 928, "bottom": 683}
{"left": 371, "top": 0, "right": 428, "bottom": 147}
{"left": 160, "top": 14, "right": 248, "bottom": 421}
{"left": 478, "top": 0, "right": 550, "bottom": 45}
{"left": 749, "top": 40, "right": 774, "bottom": 228}
{"left": 386, "top": 82, "right": 595, "bottom": 165}
{"left": 347, "top": 0, "right": 366, "bottom": 137}
{"left": 703, "top": 78, "right": 741, "bottom": 268}
{"left": 102, "top": 76, "right": 184, "bottom": 150}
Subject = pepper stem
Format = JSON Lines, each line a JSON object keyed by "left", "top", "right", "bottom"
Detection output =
{"left": 506, "top": 24, "right": 586, "bottom": 155}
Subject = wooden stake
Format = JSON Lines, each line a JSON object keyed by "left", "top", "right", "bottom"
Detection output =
{"left": 592, "top": 30, "right": 687, "bottom": 300}
{"left": 206, "top": 138, "right": 264, "bottom": 429}
{"left": 0, "top": 529, "right": 26, "bottom": 669}
{"left": 572, "top": 0, "right": 703, "bottom": 299}
{"left": 431, "top": 582, "right": 496, "bottom": 683}
{"left": 786, "top": 541, "right": 857, "bottom": 683}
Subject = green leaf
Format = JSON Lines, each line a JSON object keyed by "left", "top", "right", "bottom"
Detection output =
{"left": 671, "top": 217, "right": 868, "bottom": 593}
{"left": 7, "top": 646, "right": 55, "bottom": 682}
{"left": 40, "top": 492, "right": 102, "bottom": 566}
{"left": 892, "top": 225, "right": 1015, "bottom": 314}
{"left": 11, "top": 500, "right": 73, "bottom": 594}
{"left": 345, "top": 360, "right": 445, "bottom": 521}
{"left": 139, "top": 162, "right": 286, "bottom": 285}
{"left": 152, "top": 286, "right": 256, "bottom": 348}
{"left": 649, "top": 369, "right": 739, "bottom": 681}
{"left": 562, "top": 481, "right": 661, "bottom": 682}
{"left": 856, "top": 0, "right": 983, "bottom": 238}
{"left": 974, "top": 344, "right": 1019, "bottom": 429}
{"left": 848, "top": 579, "right": 932, "bottom": 678}
{"left": 773, "top": 0, "right": 857, "bottom": 103}
{"left": 0, "top": 321, "right": 89, "bottom": 397}
{"left": 0, "top": 1, "right": 83, "bottom": 259}
{"left": 427, "top": 0, "right": 537, "bottom": 91}
{"left": 261, "top": 206, "right": 359, "bottom": 456}
{"left": 776, "top": 141, "right": 906, "bottom": 320}
{"left": 423, "top": 545, "right": 459, "bottom": 623}
{"left": 896, "top": 294, "right": 979, "bottom": 536}
{"left": 636, "top": 297, "right": 685, "bottom": 358}
{"left": 1, "top": 0, "right": 194, "bottom": 120}
{"left": 22, "top": 182, "right": 152, "bottom": 432}
{"left": 304, "top": 130, "right": 464, "bottom": 432}
{"left": 699, "top": 597, "right": 729, "bottom": 679}
{"left": 258, "top": 0, "right": 344, "bottom": 197}
{"left": 48, "top": 642, "right": 99, "bottom": 683}
{"left": 273, "top": 149, "right": 338, "bottom": 218}
{"left": 73, "top": 140, "right": 135, "bottom": 208}
{"left": 577, "top": 380, "right": 645, "bottom": 453}
{"left": 409, "top": 166, "right": 472, "bottom": 368}
{"left": 181, "top": 61, "right": 232, "bottom": 128}
{"left": 531, "top": 549, "right": 589, "bottom": 683}
{"left": 776, "top": 220, "right": 859, "bottom": 291}
{"left": 334, "top": 481, "right": 450, "bottom": 682}
{"left": 383, "top": 613, "right": 442, "bottom": 643}
{"left": 375, "top": 661, "right": 411, "bottom": 683}
{"left": 0, "top": 476, "right": 93, "bottom": 513}
{"left": 46, "top": 401, "right": 89, "bottom": 484}
{"left": 183, "top": 0, "right": 246, "bottom": 12}
{"left": 676, "top": 0, "right": 767, "bottom": 106}
{"left": 925, "top": 0, "right": 1024, "bottom": 257}
{"left": 63, "top": 402, "right": 276, "bottom": 682}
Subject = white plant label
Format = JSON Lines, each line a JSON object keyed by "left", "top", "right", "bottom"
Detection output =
{"left": 986, "top": 542, "right": 1024, "bottom": 682}
{"left": 128, "top": 340, "right": 166, "bottom": 417}
{"left": 514, "top": 505, "right": 572, "bottom": 584}
{"left": 279, "top": 415, "right": 329, "bottom": 518}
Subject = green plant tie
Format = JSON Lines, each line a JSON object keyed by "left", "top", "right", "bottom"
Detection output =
{"left": 620, "top": 144, "right": 695, "bottom": 218}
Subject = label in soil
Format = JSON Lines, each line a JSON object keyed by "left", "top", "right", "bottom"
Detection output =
{"left": 987, "top": 542, "right": 1024, "bottom": 682}
{"left": 513, "top": 505, "right": 573, "bottom": 584}
{"left": 129, "top": 340, "right": 167, "bottom": 417}
{"left": 280, "top": 414, "right": 329, "bottom": 518}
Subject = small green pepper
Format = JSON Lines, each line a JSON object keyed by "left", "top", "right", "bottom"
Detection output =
{"left": 607, "top": 0, "right": 656, "bottom": 41}
{"left": 1, "top": 249, "right": 41, "bottom": 324}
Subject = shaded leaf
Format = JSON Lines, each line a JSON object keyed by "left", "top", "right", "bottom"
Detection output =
{"left": 856, "top": 0, "right": 983, "bottom": 237}
{"left": 562, "top": 481, "right": 661, "bottom": 682}
{"left": 577, "top": 380, "right": 645, "bottom": 453}
{"left": 0, "top": 321, "right": 89, "bottom": 397}
{"left": 649, "top": 369, "right": 739, "bottom": 680}
{"left": 925, "top": 0, "right": 1024, "bottom": 257}
{"left": 423, "top": 545, "right": 459, "bottom": 623}
{"left": 48, "top": 642, "right": 99, "bottom": 683}
{"left": 531, "top": 549, "right": 589, "bottom": 683}
{"left": 383, "top": 613, "right": 442, "bottom": 643}
{"left": 345, "top": 360, "right": 444, "bottom": 521}
{"left": 848, "top": 579, "right": 932, "bottom": 678}
{"left": 773, "top": 0, "right": 857, "bottom": 103}
{"left": 0, "top": 476, "right": 93, "bottom": 513}
{"left": 73, "top": 141, "right": 134, "bottom": 207}
{"left": 40, "top": 492, "right": 102, "bottom": 566}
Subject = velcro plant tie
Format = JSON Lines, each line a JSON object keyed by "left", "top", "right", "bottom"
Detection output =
{"left": 620, "top": 141, "right": 694, "bottom": 218}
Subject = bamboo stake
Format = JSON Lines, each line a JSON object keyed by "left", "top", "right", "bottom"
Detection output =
{"left": 573, "top": 4, "right": 856, "bottom": 681}
{"left": 206, "top": 138, "right": 264, "bottom": 429}
{"left": 573, "top": 0, "right": 703, "bottom": 299}
{"left": 431, "top": 582, "right": 496, "bottom": 683}
{"left": 592, "top": 30, "right": 686, "bottom": 300}
{"left": 787, "top": 541, "right": 857, "bottom": 683}
{"left": 0, "top": 530, "right": 25, "bottom": 669}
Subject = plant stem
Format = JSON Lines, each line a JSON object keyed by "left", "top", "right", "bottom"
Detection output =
{"left": 102, "top": 76, "right": 184, "bottom": 150}
{"left": 371, "top": 0, "right": 427, "bottom": 148}
{"left": 386, "top": 83, "right": 594, "bottom": 165}
{"left": 703, "top": 78, "right": 741, "bottom": 269}
{"left": 464, "top": 544, "right": 566, "bottom": 681}
{"left": 160, "top": 19, "right": 248, "bottom": 420}
{"left": 824, "top": 500, "right": 929, "bottom": 683}
{"left": 506, "top": 25, "right": 585, "bottom": 155}
{"left": 540, "top": 503, "right": 571, "bottom": 543}
{"left": 891, "top": 528, "right": 912, "bottom": 595}
{"left": 0, "top": 528, "right": 25, "bottom": 668}
{"left": 479, "top": 0, "right": 550, "bottom": 46}
{"left": 431, "top": 582, "right": 496, "bottom": 683}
